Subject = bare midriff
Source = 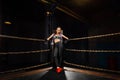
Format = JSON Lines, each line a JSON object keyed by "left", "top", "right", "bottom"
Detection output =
{"left": 54, "top": 38, "right": 61, "bottom": 43}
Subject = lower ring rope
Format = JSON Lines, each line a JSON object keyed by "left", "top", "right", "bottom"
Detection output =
{"left": 0, "top": 49, "right": 50, "bottom": 55}
{"left": 0, "top": 62, "right": 50, "bottom": 74}
{"left": 66, "top": 49, "right": 120, "bottom": 53}
{"left": 64, "top": 61, "right": 120, "bottom": 73}
{"left": 69, "top": 32, "right": 120, "bottom": 41}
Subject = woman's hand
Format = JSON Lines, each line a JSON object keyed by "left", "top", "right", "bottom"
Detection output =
{"left": 47, "top": 38, "right": 50, "bottom": 41}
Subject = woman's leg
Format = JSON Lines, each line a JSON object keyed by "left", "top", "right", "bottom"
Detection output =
{"left": 54, "top": 46, "right": 59, "bottom": 67}
{"left": 51, "top": 45, "right": 56, "bottom": 69}
{"left": 58, "top": 44, "right": 63, "bottom": 67}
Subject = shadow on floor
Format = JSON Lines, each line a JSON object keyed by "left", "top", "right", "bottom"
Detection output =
{"left": 12, "top": 69, "right": 67, "bottom": 80}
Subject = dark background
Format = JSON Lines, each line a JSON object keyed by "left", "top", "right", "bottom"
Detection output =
{"left": 0, "top": 0, "right": 120, "bottom": 72}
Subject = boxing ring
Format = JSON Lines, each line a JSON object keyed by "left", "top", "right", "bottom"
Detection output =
{"left": 0, "top": 32, "right": 120, "bottom": 80}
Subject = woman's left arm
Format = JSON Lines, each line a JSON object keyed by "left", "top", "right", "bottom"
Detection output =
{"left": 62, "top": 34, "right": 69, "bottom": 40}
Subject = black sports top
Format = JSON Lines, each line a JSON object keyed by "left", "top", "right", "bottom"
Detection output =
{"left": 51, "top": 34, "right": 63, "bottom": 45}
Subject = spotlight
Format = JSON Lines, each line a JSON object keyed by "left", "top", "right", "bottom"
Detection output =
{"left": 4, "top": 21, "right": 12, "bottom": 25}
{"left": 46, "top": 11, "right": 52, "bottom": 16}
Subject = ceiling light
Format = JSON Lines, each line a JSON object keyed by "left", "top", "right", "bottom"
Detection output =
{"left": 4, "top": 21, "right": 12, "bottom": 25}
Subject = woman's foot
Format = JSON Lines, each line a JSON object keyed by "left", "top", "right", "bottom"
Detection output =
{"left": 56, "top": 67, "right": 63, "bottom": 73}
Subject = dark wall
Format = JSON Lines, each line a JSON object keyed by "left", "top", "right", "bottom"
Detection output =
{"left": 0, "top": 0, "right": 2, "bottom": 47}
{"left": 64, "top": 8, "right": 120, "bottom": 71}
{"left": 0, "top": 0, "right": 49, "bottom": 72}
{"left": 0, "top": 0, "right": 3, "bottom": 71}
{"left": 88, "top": 10, "right": 120, "bottom": 70}
{"left": 1, "top": 0, "right": 45, "bottom": 51}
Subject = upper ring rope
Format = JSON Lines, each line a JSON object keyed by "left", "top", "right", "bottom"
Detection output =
{"left": 0, "top": 49, "right": 50, "bottom": 55}
{"left": 69, "top": 32, "right": 120, "bottom": 41}
{"left": 0, "top": 34, "right": 45, "bottom": 42}
{"left": 0, "top": 32, "right": 120, "bottom": 42}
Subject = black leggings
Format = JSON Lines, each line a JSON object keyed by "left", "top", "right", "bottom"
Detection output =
{"left": 53, "top": 42, "right": 63, "bottom": 67}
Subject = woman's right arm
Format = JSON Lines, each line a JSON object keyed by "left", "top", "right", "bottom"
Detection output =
{"left": 47, "top": 34, "right": 54, "bottom": 41}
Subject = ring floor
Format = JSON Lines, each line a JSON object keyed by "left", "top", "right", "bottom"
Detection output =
{"left": 0, "top": 67, "right": 119, "bottom": 80}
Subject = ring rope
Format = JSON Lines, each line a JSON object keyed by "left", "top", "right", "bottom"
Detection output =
{"left": 0, "top": 34, "right": 45, "bottom": 42}
{"left": 0, "top": 32, "right": 120, "bottom": 42}
{"left": 0, "top": 62, "right": 50, "bottom": 74}
{"left": 69, "top": 32, "right": 120, "bottom": 41}
{"left": 64, "top": 61, "right": 120, "bottom": 73}
{"left": 0, "top": 32, "right": 120, "bottom": 41}
{"left": 0, "top": 49, "right": 50, "bottom": 55}
{"left": 66, "top": 49, "right": 120, "bottom": 53}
